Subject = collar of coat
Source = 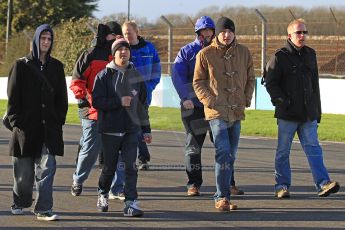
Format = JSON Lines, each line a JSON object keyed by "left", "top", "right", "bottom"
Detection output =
{"left": 212, "top": 37, "right": 238, "bottom": 50}
{"left": 284, "top": 39, "right": 311, "bottom": 56}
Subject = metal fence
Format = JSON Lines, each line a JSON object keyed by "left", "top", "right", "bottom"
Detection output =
{"left": 1, "top": 11, "right": 345, "bottom": 77}
{"left": 141, "top": 17, "right": 345, "bottom": 77}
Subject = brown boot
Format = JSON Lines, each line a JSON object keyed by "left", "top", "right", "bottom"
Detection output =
{"left": 274, "top": 188, "right": 290, "bottom": 199}
{"left": 230, "top": 186, "right": 244, "bottom": 195}
{"left": 187, "top": 186, "right": 200, "bottom": 196}
{"left": 230, "top": 202, "right": 238, "bottom": 210}
{"left": 215, "top": 198, "right": 230, "bottom": 212}
{"left": 318, "top": 181, "right": 340, "bottom": 197}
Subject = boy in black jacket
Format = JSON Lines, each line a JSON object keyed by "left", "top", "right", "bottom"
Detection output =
{"left": 92, "top": 38, "right": 151, "bottom": 217}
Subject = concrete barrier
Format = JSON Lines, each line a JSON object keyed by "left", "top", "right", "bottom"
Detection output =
{"left": 1, "top": 76, "right": 344, "bottom": 114}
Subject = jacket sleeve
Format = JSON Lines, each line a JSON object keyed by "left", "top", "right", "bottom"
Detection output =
{"left": 193, "top": 52, "right": 216, "bottom": 108}
{"left": 148, "top": 44, "right": 161, "bottom": 92}
{"left": 6, "top": 60, "right": 24, "bottom": 128}
{"left": 245, "top": 49, "right": 255, "bottom": 107}
{"left": 70, "top": 50, "right": 90, "bottom": 99}
{"left": 92, "top": 70, "right": 122, "bottom": 111}
{"left": 314, "top": 59, "right": 322, "bottom": 122}
{"left": 172, "top": 48, "right": 191, "bottom": 101}
{"left": 137, "top": 77, "right": 151, "bottom": 133}
{"left": 55, "top": 61, "right": 68, "bottom": 125}
{"left": 265, "top": 52, "right": 287, "bottom": 105}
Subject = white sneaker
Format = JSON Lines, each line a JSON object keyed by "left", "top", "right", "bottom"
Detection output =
{"left": 109, "top": 192, "right": 125, "bottom": 200}
{"left": 97, "top": 194, "right": 109, "bottom": 212}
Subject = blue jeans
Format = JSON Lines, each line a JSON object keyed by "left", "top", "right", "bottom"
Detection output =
{"left": 98, "top": 132, "right": 138, "bottom": 201}
{"left": 275, "top": 119, "right": 330, "bottom": 192}
{"left": 12, "top": 145, "right": 56, "bottom": 213}
{"left": 111, "top": 133, "right": 147, "bottom": 194}
{"left": 110, "top": 154, "right": 125, "bottom": 194}
{"left": 73, "top": 119, "right": 101, "bottom": 184}
{"left": 181, "top": 106, "right": 208, "bottom": 188}
{"left": 209, "top": 119, "right": 241, "bottom": 201}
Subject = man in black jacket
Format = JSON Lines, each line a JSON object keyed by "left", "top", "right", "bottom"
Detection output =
{"left": 265, "top": 18, "right": 340, "bottom": 199}
{"left": 6, "top": 24, "right": 68, "bottom": 220}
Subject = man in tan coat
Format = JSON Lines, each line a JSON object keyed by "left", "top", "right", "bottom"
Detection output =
{"left": 193, "top": 16, "right": 255, "bottom": 212}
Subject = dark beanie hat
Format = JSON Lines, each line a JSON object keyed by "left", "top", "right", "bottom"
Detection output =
{"left": 111, "top": 38, "right": 130, "bottom": 56}
{"left": 106, "top": 21, "right": 123, "bottom": 36}
{"left": 215, "top": 17, "right": 235, "bottom": 36}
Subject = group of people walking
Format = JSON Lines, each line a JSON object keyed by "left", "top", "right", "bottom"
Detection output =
{"left": 5, "top": 15, "right": 340, "bottom": 221}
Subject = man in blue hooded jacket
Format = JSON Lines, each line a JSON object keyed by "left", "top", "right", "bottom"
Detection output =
{"left": 122, "top": 20, "right": 161, "bottom": 170}
{"left": 7, "top": 24, "right": 68, "bottom": 221}
{"left": 172, "top": 16, "right": 243, "bottom": 200}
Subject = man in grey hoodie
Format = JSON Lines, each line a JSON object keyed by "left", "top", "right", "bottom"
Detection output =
{"left": 7, "top": 24, "right": 68, "bottom": 221}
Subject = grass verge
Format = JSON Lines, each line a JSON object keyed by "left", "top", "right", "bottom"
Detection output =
{"left": 1, "top": 100, "right": 344, "bottom": 142}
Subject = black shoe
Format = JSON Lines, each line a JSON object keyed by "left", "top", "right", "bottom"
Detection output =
{"left": 71, "top": 183, "right": 83, "bottom": 196}
{"left": 138, "top": 161, "right": 149, "bottom": 170}
{"left": 11, "top": 204, "right": 23, "bottom": 215}
{"left": 123, "top": 200, "right": 143, "bottom": 217}
{"left": 36, "top": 211, "right": 59, "bottom": 221}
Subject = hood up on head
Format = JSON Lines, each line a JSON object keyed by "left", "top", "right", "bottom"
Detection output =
{"left": 32, "top": 24, "right": 54, "bottom": 62}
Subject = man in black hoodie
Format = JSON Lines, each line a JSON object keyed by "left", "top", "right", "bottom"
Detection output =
{"left": 7, "top": 24, "right": 68, "bottom": 221}
{"left": 69, "top": 21, "right": 123, "bottom": 197}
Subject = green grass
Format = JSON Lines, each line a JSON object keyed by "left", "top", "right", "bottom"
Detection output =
{"left": 1, "top": 100, "right": 344, "bottom": 142}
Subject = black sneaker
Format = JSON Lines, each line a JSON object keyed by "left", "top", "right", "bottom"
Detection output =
{"left": 124, "top": 200, "right": 144, "bottom": 217}
{"left": 97, "top": 194, "right": 109, "bottom": 212}
{"left": 318, "top": 181, "right": 340, "bottom": 197}
{"left": 11, "top": 204, "right": 23, "bottom": 215}
{"left": 71, "top": 183, "right": 83, "bottom": 196}
{"left": 36, "top": 211, "right": 59, "bottom": 221}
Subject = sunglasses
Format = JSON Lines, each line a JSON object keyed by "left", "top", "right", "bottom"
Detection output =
{"left": 294, "top": 30, "right": 308, "bottom": 35}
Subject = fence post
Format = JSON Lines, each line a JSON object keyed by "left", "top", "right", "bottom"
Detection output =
{"left": 5, "top": 0, "right": 13, "bottom": 58}
{"left": 254, "top": 9, "right": 267, "bottom": 78}
{"left": 330, "top": 8, "right": 339, "bottom": 75}
{"left": 289, "top": 9, "right": 297, "bottom": 19}
{"left": 160, "top": 15, "right": 173, "bottom": 75}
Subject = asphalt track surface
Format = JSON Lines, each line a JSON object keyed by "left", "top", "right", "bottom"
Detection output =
{"left": 0, "top": 124, "right": 344, "bottom": 229}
